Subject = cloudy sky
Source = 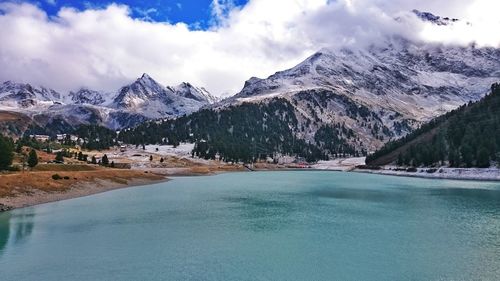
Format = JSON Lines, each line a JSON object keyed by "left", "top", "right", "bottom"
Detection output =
{"left": 0, "top": 0, "right": 499, "bottom": 96}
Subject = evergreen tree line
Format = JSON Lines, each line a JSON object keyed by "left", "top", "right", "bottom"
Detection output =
{"left": 16, "top": 124, "right": 117, "bottom": 151}
{"left": 367, "top": 83, "right": 500, "bottom": 168}
{"left": 0, "top": 134, "right": 39, "bottom": 170}
{"left": 74, "top": 125, "right": 117, "bottom": 150}
{"left": 119, "top": 99, "right": 359, "bottom": 163}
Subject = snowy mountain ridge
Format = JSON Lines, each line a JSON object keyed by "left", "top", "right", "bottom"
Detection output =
{"left": 412, "top": 9, "right": 460, "bottom": 26}
{"left": 0, "top": 74, "right": 217, "bottom": 130}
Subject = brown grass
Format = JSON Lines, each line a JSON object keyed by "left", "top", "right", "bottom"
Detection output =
{"left": 33, "top": 164, "right": 98, "bottom": 172}
{"left": 0, "top": 169, "right": 164, "bottom": 198}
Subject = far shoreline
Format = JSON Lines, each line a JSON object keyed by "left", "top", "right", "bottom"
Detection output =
{"left": 349, "top": 168, "right": 500, "bottom": 182}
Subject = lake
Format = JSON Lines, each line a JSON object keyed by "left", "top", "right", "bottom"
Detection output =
{"left": 1, "top": 171, "right": 499, "bottom": 280}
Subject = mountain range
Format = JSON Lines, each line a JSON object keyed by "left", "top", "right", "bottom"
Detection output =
{"left": 1, "top": 10, "right": 500, "bottom": 159}
{"left": 0, "top": 73, "right": 217, "bottom": 131}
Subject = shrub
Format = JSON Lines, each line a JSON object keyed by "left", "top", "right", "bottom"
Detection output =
{"left": 63, "top": 176, "right": 70, "bottom": 180}
{"left": 52, "top": 174, "right": 62, "bottom": 180}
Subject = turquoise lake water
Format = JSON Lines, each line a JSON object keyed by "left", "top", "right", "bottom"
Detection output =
{"left": 0, "top": 171, "right": 499, "bottom": 280}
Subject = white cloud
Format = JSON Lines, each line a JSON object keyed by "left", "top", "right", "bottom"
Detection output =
{"left": 133, "top": 7, "right": 159, "bottom": 22}
{"left": 0, "top": 0, "right": 498, "bottom": 96}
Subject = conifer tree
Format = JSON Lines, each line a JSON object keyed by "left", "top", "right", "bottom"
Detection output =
{"left": 476, "top": 147, "right": 490, "bottom": 168}
{"left": 102, "top": 154, "right": 109, "bottom": 166}
{"left": 0, "top": 135, "right": 14, "bottom": 170}
{"left": 55, "top": 151, "right": 64, "bottom": 163}
{"left": 27, "top": 149, "right": 38, "bottom": 168}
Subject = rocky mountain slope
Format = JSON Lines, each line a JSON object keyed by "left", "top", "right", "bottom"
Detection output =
{"left": 0, "top": 74, "right": 217, "bottom": 132}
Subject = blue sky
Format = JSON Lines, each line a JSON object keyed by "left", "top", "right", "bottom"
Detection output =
{"left": 11, "top": 0, "right": 249, "bottom": 28}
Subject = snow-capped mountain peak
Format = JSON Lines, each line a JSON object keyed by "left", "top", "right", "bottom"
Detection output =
{"left": 173, "top": 82, "right": 218, "bottom": 104}
{"left": 0, "top": 81, "right": 62, "bottom": 108}
{"left": 68, "top": 88, "right": 107, "bottom": 105}
{"left": 136, "top": 73, "right": 163, "bottom": 90}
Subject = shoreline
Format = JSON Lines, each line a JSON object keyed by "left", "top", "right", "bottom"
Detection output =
{"left": 0, "top": 174, "right": 169, "bottom": 211}
{"left": 3, "top": 164, "right": 500, "bottom": 212}
{"left": 0, "top": 165, "right": 245, "bottom": 212}
{"left": 352, "top": 167, "right": 500, "bottom": 182}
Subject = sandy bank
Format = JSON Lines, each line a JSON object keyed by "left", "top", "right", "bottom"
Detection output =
{"left": 0, "top": 169, "right": 167, "bottom": 210}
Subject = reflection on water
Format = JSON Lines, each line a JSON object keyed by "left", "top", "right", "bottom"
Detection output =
{"left": 0, "top": 208, "right": 35, "bottom": 256}
{"left": 0, "top": 212, "right": 10, "bottom": 253}
{"left": 13, "top": 211, "right": 35, "bottom": 245}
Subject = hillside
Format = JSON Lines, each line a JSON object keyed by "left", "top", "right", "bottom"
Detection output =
{"left": 366, "top": 83, "right": 500, "bottom": 168}
{"left": 119, "top": 98, "right": 361, "bottom": 162}
{"left": 0, "top": 111, "right": 48, "bottom": 138}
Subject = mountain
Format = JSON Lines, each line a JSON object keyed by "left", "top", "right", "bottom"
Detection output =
{"left": 0, "top": 74, "right": 216, "bottom": 133}
{"left": 366, "top": 83, "right": 500, "bottom": 168}
{"left": 68, "top": 88, "right": 107, "bottom": 105}
{"left": 111, "top": 74, "right": 217, "bottom": 119}
{"left": 118, "top": 11, "right": 500, "bottom": 162}
{"left": 0, "top": 81, "right": 61, "bottom": 108}
{"left": 172, "top": 82, "right": 218, "bottom": 104}
{"left": 221, "top": 36, "right": 500, "bottom": 152}
{"left": 113, "top": 10, "right": 500, "bottom": 162}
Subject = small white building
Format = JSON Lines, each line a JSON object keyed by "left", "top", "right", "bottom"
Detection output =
{"left": 30, "top": 134, "right": 50, "bottom": 142}
{"left": 274, "top": 154, "right": 296, "bottom": 165}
